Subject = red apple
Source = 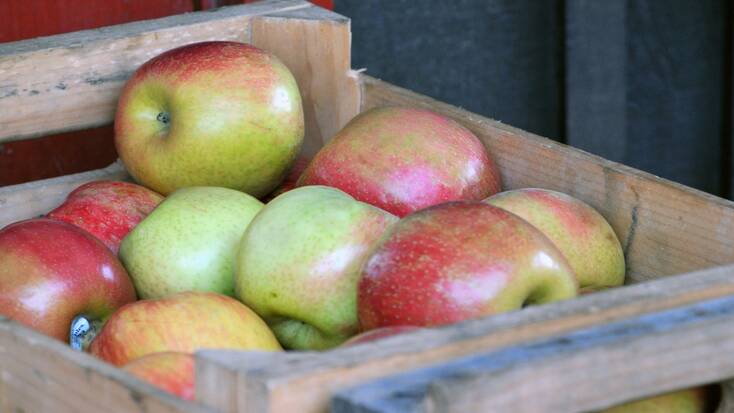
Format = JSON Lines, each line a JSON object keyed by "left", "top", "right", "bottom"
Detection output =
{"left": 485, "top": 188, "right": 625, "bottom": 292}
{"left": 298, "top": 107, "right": 501, "bottom": 217}
{"left": 47, "top": 180, "right": 164, "bottom": 254}
{"left": 89, "top": 291, "right": 282, "bottom": 366}
{"left": 115, "top": 41, "right": 304, "bottom": 197}
{"left": 358, "top": 202, "right": 578, "bottom": 329}
{"left": 122, "top": 352, "right": 194, "bottom": 401}
{"left": 0, "top": 218, "right": 136, "bottom": 342}
{"left": 341, "top": 326, "right": 423, "bottom": 347}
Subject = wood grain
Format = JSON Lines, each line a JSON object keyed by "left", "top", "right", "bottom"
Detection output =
{"left": 361, "top": 75, "right": 734, "bottom": 282}
{"left": 195, "top": 263, "right": 734, "bottom": 413}
{"left": 0, "top": 0, "right": 311, "bottom": 143}
{"left": 250, "top": 5, "right": 361, "bottom": 157}
{"left": 0, "top": 317, "right": 214, "bottom": 413}
{"left": 331, "top": 296, "right": 734, "bottom": 413}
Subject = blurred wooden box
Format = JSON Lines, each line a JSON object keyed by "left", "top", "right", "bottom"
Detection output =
{"left": 1, "top": 1, "right": 734, "bottom": 412}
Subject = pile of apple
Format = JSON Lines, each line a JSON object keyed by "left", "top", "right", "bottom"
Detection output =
{"left": 0, "top": 41, "right": 710, "bottom": 411}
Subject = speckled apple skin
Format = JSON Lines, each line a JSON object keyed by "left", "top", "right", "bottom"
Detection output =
{"left": 235, "top": 186, "right": 398, "bottom": 350}
{"left": 122, "top": 352, "right": 195, "bottom": 401}
{"left": 89, "top": 291, "right": 281, "bottom": 366}
{"left": 297, "top": 107, "right": 502, "bottom": 217}
{"left": 485, "top": 188, "right": 625, "bottom": 292}
{"left": 0, "top": 219, "right": 136, "bottom": 342}
{"left": 599, "top": 387, "right": 711, "bottom": 413}
{"left": 115, "top": 41, "right": 304, "bottom": 197}
{"left": 358, "top": 202, "right": 578, "bottom": 329}
{"left": 119, "top": 186, "right": 263, "bottom": 299}
{"left": 47, "top": 180, "right": 164, "bottom": 255}
{"left": 341, "top": 326, "right": 423, "bottom": 347}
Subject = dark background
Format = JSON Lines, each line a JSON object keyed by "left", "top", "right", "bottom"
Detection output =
{"left": 336, "top": 0, "right": 734, "bottom": 199}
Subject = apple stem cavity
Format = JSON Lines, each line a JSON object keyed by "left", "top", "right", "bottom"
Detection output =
{"left": 69, "top": 314, "right": 103, "bottom": 352}
{"left": 156, "top": 111, "right": 171, "bottom": 125}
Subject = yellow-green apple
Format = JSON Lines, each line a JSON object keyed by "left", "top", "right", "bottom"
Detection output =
{"left": 47, "top": 180, "right": 164, "bottom": 255}
{"left": 297, "top": 107, "right": 502, "bottom": 217}
{"left": 119, "top": 186, "right": 263, "bottom": 299}
{"left": 485, "top": 188, "right": 625, "bottom": 292}
{"left": 358, "top": 202, "right": 578, "bottom": 329}
{"left": 235, "top": 186, "right": 398, "bottom": 350}
{"left": 599, "top": 387, "right": 711, "bottom": 413}
{"left": 341, "top": 326, "right": 423, "bottom": 347}
{"left": 89, "top": 291, "right": 281, "bottom": 366}
{"left": 0, "top": 219, "right": 136, "bottom": 343}
{"left": 115, "top": 41, "right": 304, "bottom": 197}
{"left": 122, "top": 352, "right": 194, "bottom": 401}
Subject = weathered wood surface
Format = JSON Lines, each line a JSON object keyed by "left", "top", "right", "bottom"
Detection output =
{"left": 195, "top": 263, "right": 734, "bottom": 413}
{"left": 251, "top": 6, "right": 361, "bottom": 156}
{"left": 361, "top": 75, "right": 734, "bottom": 283}
{"left": 0, "top": 316, "right": 215, "bottom": 413}
{"left": 0, "top": 0, "right": 312, "bottom": 143}
{"left": 332, "top": 295, "right": 734, "bottom": 413}
{"left": 0, "top": 161, "right": 128, "bottom": 228}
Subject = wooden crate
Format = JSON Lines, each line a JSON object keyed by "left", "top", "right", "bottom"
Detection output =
{"left": 1, "top": 1, "right": 733, "bottom": 412}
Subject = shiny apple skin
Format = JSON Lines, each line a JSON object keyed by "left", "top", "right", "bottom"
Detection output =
{"left": 297, "top": 107, "right": 501, "bottom": 217}
{"left": 89, "top": 291, "right": 281, "bottom": 366}
{"left": 358, "top": 202, "right": 578, "bottom": 329}
{"left": 0, "top": 218, "right": 136, "bottom": 342}
{"left": 485, "top": 188, "right": 625, "bottom": 292}
{"left": 600, "top": 387, "right": 711, "bottom": 413}
{"left": 47, "top": 180, "right": 163, "bottom": 255}
{"left": 122, "top": 352, "right": 194, "bottom": 401}
{"left": 115, "top": 41, "right": 304, "bottom": 197}
{"left": 341, "top": 326, "right": 423, "bottom": 347}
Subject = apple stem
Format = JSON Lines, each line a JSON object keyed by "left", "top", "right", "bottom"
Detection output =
{"left": 69, "top": 314, "right": 103, "bottom": 351}
{"left": 156, "top": 111, "right": 170, "bottom": 125}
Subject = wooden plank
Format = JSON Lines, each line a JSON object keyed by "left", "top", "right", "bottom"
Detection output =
{"left": 0, "top": 0, "right": 312, "bottom": 143}
{"left": 331, "top": 295, "right": 734, "bottom": 413}
{"left": 0, "top": 161, "right": 128, "bottom": 228}
{"left": 250, "top": 5, "right": 361, "bottom": 156}
{"left": 0, "top": 317, "right": 214, "bottom": 413}
{"left": 361, "top": 75, "right": 734, "bottom": 282}
{"left": 565, "top": 0, "right": 627, "bottom": 161}
{"left": 195, "top": 263, "right": 734, "bottom": 413}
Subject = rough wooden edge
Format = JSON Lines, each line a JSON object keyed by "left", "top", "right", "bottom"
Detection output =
{"left": 359, "top": 75, "right": 734, "bottom": 281}
{"left": 0, "top": 160, "right": 128, "bottom": 228}
{"left": 0, "top": 0, "right": 313, "bottom": 143}
{"left": 0, "top": 316, "right": 214, "bottom": 413}
{"left": 331, "top": 295, "right": 734, "bottom": 413}
{"left": 250, "top": 5, "right": 361, "bottom": 157}
{"left": 197, "top": 263, "right": 734, "bottom": 413}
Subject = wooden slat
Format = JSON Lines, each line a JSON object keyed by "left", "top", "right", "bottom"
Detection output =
{"left": 0, "top": 161, "right": 128, "bottom": 228}
{"left": 0, "top": 317, "right": 214, "bottom": 413}
{"left": 0, "top": 0, "right": 312, "bottom": 143}
{"left": 331, "top": 295, "right": 734, "bottom": 413}
{"left": 250, "top": 6, "right": 361, "bottom": 156}
{"left": 361, "top": 75, "right": 734, "bottom": 282}
{"left": 195, "top": 263, "right": 734, "bottom": 413}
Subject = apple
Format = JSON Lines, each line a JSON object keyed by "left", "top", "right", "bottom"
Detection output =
{"left": 485, "top": 188, "right": 625, "bottom": 292}
{"left": 358, "top": 202, "right": 578, "bottom": 329}
{"left": 341, "top": 326, "right": 423, "bottom": 347}
{"left": 261, "top": 155, "right": 311, "bottom": 202}
{"left": 119, "top": 186, "right": 263, "bottom": 299}
{"left": 297, "top": 107, "right": 502, "bottom": 217}
{"left": 0, "top": 218, "right": 136, "bottom": 343}
{"left": 599, "top": 387, "right": 711, "bottom": 413}
{"left": 47, "top": 180, "right": 164, "bottom": 255}
{"left": 122, "top": 352, "right": 194, "bottom": 401}
{"left": 235, "top": 186, "right": 398, "bottom": 350}
{"left": 115, "top": 41, "right": 304, "bottom": 197}
{"left": 89, "top": 291, "right": 281, "bottom": 366}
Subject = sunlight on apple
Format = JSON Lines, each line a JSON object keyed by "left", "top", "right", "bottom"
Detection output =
{"left": 311, "top": 244, "right": 368, "bottom": 276}
{"left": 100, "top": 264, "right": 116, "bottom": 282}
{"left": 271, "top": 86, "right": 292, "bottom": 112}
{"left": 438, "top": 266, "right": 510, "bottom": 307}
{"left": 532, "top": 250, "right": 562, "bottom": 271}
{"left": 20, "top": 280, "right": 65, "bottom": 315}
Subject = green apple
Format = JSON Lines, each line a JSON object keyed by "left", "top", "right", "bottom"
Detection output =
{"left": 120, "top": 186, "right": 263, "bottom": 299}
{"left": 599, "top": 387, "right": 711, "bottom": 413}
{"left": 235, "top": 186, "right": 398, "bottom": 350}
{"left": 485, "top": 188, "right": 625, "bottom": 292}
{"left": 114, "top": 41, "right": 304, "bottom": 197}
